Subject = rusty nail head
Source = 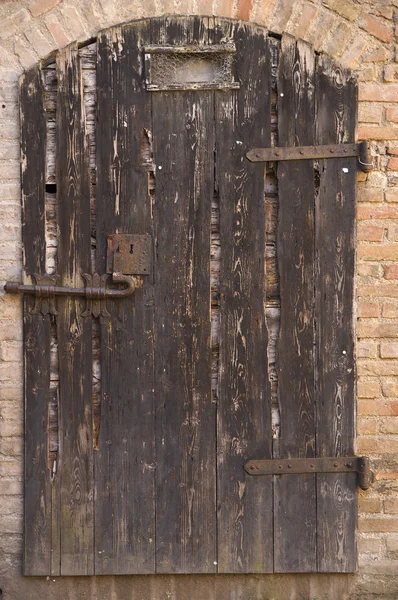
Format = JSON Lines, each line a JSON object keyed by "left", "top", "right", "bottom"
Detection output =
{"left": 288, "top": 464, "right": 292, "bottom": 469}
{"left": 300, "top": 149, "right": 304, "bottom": 155}
{"left": 334, "top": 462, "right": 339, "bottom": 467}
{"left": 346, "top": 462, "right": 353, "bottom": 468}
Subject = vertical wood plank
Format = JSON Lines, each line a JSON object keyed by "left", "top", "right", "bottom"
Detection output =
{"left": 151, "top": 16, "right": 217, "bottom": 574}
{"left": 274, "top": 35, "right": 317, "bottom": 573}
{"left": 315, "top": 54, "right": 357, "bottom": 573}
{"left": 56, "top": 43, "right": 94, "bottom": 575}
{"left": 21, "top": 66, "right": 55, "bottom": 576}
{"left": 213, "top": 19, "right": 273, "bottom": 573}
{"left": 95, "top": 20, "right": 156, "bottom": 574}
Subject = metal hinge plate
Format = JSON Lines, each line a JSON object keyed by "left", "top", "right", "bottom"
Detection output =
{"left": 246, "top": 141, "right": 373, "bottom": 172}
{"left": 245, "top": 456, "right": 373, "bottom": 490}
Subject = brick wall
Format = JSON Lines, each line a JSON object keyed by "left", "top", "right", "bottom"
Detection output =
{"left": 1, "top": 1, "right": 398, "bottom": 599}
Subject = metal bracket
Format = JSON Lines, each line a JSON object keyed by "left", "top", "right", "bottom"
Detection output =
{"left": 106, "top": 234, "right": 151, "bottom": 275}
{"left": 246, "top": 141, "right": 373, "bottom": 173}
{"left": 244, "top": 456, "right": 373, "bottom": 490}
{"left": 5, "top": 272, "right": 140, "bottom": 318}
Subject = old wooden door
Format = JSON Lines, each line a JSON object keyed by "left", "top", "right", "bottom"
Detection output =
{"left": 17, "top": 16, "right": 358, "bottom": 576}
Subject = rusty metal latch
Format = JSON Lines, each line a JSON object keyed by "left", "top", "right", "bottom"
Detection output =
{"left": 245, "top": 456, "right": 373, "bottom": 490}
{"left": 246, "top": 140, "right": 373, "bottom": 173}
{"left": 4, "top": 233, "right": 151, "bottom": 318}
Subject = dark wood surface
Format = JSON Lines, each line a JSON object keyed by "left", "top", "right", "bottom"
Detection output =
{"left": 213, "top": 19, "right": 273, "bottom": 573}
{"left": 151, "top": 16, "right": 217, "bottom": 574}
{"left": 95, "top": 20, "right": 156, "bottom": 574}
{"left": 274, "top": 35, "right": 317, "bottom": 573}
{"left": 315, "top": 53, "right": 357, "bottom": 573}
{"left": 56, "top": 43, "right": 94, "bottom": 575}
{"left": 21, "top": 65, "right": 55, "bottom": 576}
{"left": 20, "top": 17, "right": 359, "bottom": 576}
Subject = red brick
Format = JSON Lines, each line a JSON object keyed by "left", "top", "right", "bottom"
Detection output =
{"left": 385, "top": 65, "right": 398, "bottom": 83}
{"left": 358, "top": 496, "right": 382, "bottom": 513}
{"left": 357, "top": 381, "right": 380, "bottom": 398}
{"left": 357, "top": 437, "right": 398, "bottom": 453}
{"left": 256, "top": 0, "right": 279, "bottom": 23}
{"left": 289, "top": 3, "right": 318, "bottom": 39}
{"left": 357, "top": 340, "right": 378, "bottom": 358}
{"left": 44, "top": 14, "right": 70, "bottom": 47}
{"left": 385, "top": 499, "right": 398, "bottom": 514}
{"left": 358, "top": 244, "right": 398, "bottom": 261}
{"left": 363, "top": 46, "right": 389, "bottom": 63}
{"left": 357, "top": 224, "right": 385, "bottom": 242}
{"left": 358, "top": 187, "right": 384, "bottom": 203}
{"left": 270, "top": 0, "right": 294, "bottom": 32}
{"left": 376, "top": 471, "right": 398, "bottom": 481}
{"left": 357, "top": 400, "right": 398, "bottom": 416}
{"left": 358, "top": 417, "right": 378, "bottom": 434}
{"left": 29, "top": 0, "right": 60, "bottom": 17}
{"left": 217, "top": 0, "right": 236, "bottom": 16}
{"left": 380, "top": 418, "right": 398, "bottom": 434}
{"left": 388, "top": 158, "right": 398, "bottom": 171}
{"left": 386, "top": 191, "right": 398, "bottom": 203}
{"left": 359, "top": 84, "right": 398, "bottom": 102}
{"left": 381, "top": 343, "right": 398, "bottom": 357}
{"left": 358, "top": 537, "right": 382, "bottom": 553}
{"left": 358, "top": 205, "right": 398, "bottom": 220}
{"left": 387, "top": 144, "right": 398, "bottom": 156}
{"left": 0, "top": 9, "right": 31, "bottom": 40}
{"left": 384, "top": 265, "right": 398, "bottom": 280}
{"left": 358, "top": 263, "right": 382, "bottom": 278}
{"left": 323, "top": 0, "right": 360, "bottom": 22}
{"left": 359, "top": 125, "right": 398, "bottom": 140}
{"left": 340, "top": 36, "right": 367, "bottom": 68}
{"left": 357, "top": 321, "right": 398, "bottom": 337}
{"left": 359, "top": 103, "right": 383, "bottom": 123}
{"left": 383, "top": 382, "right": 398, "bottom": 397}
{"left": 357, "top": 301, "right": 380, "bottom": 318}
{"left": 357, "top": 284, "right": 398, "bottom": 298}
{"left": 386, "top": 108, "right": 398, "bottom": 124}
{"left": 359, "top": 14, "right": 392, "bottom": 43}
{"left": 382, "top": 304, "right": 398, "bottom": 318}
{"left": 236, "top": 0, "right": 254, "bottom": 20}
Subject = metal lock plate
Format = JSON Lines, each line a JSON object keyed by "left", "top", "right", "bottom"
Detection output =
{"left": 106, "top": 234, "right": 151, "bottom": 275}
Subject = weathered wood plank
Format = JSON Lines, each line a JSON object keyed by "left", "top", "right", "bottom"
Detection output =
{"left": 21, "top": 65, "right": 56, "bottom": 576}
{"left": 315, "top": 53, "right": 357, "bottom": 573}
{"left": 151, "top": 16, "right": 217, "bottom": 574}
{"left": 274, "top": 35, "right": 317, "bottom": 573}
{"left": 56, "top": 43, "right": 94, "bottom": 575}
{"left": 213, "top": 19, "right": 273, "bottom": 573}
{"left": 95, "top": 20, "right": 156, "bottom": 574}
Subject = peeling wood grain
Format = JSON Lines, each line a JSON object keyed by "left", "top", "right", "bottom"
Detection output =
{"left": 214, "top": 18, "right": 273, "bottom": 574}
{"left": 274, "top": 35, "right": 317, "bottom": 573}
{"left": 151, "top": 16, "right": 217, "bottom": 575}
{"left": 95, "top": 20, "right": 156, "bottom": 575}
{"left": 315, "top": 53, "right": 357, "bottom": 573}
{"left": 20, "top": 64, "right": 56, "bottom": 577}
{"left": 56, "top": 43, "right": 94, "bottom": 576}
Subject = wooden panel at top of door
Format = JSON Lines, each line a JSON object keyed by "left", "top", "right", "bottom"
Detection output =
{"left": 151, "top": 16, "right": 217, "bottom": 575}
{"left": 213, "top": 19, "right": 273, "bottom": 574}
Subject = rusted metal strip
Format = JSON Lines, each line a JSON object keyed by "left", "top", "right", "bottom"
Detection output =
{"left": 246, "top": 140, "right": 373, "bottom": 172}
{"left": 245, "top": 456, "right": 373, "bottom": 490}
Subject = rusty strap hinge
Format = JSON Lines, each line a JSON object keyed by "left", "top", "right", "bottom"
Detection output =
{"left": 244, "top": 456, "right": 373, "bottom": 490}
{"left": 4, "top": 234, "right": 151, "bottom": 318}
{"left": 246, "top": 141, "right": 373, "bottom": 173}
